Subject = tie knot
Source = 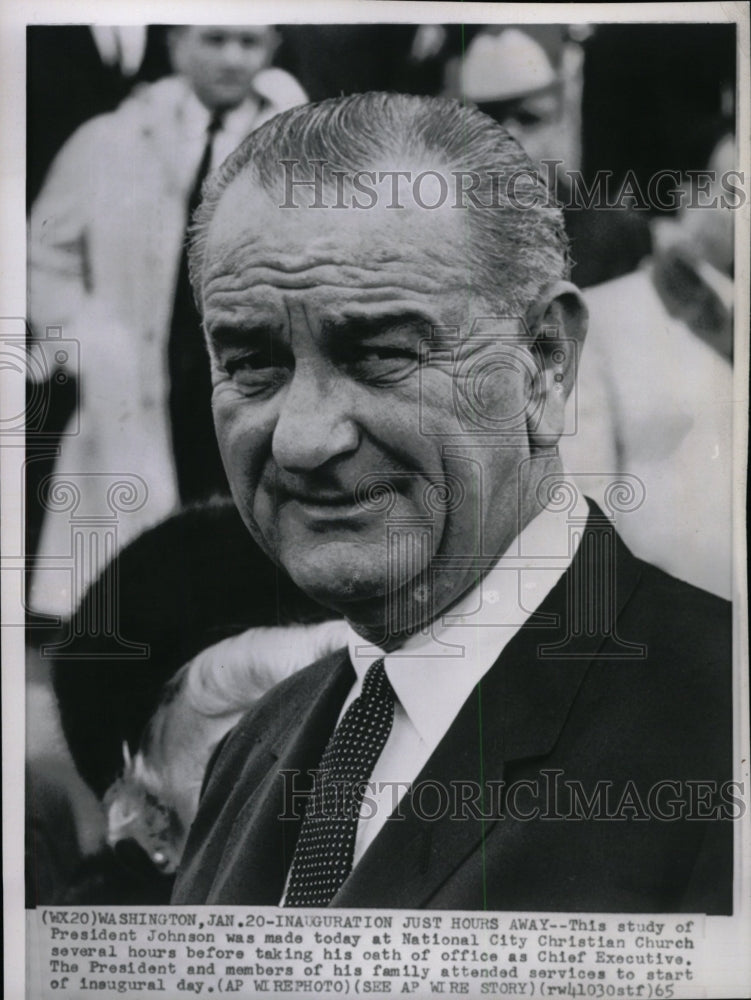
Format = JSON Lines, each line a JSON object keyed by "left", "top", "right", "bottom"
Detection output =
{"left": 361, "top": 656, "right": 389, "bottom": 698}
{"left": 207, "top": 110, "right": 225, "bottom": 136}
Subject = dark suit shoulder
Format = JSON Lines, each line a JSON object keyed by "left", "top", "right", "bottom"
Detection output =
{"left": 227, "top": 646, "right": 349, "bottom": 744}
{"left": 635, "top": 557, "right": 730, "bottom": 617}
{"left": 587, "top": 550, "right": 732, "bottom": 776}
{"left": 197, "top": 647, "right": 349, "bottom": 795}
{"left": 622, "top": 555, "right": 731, "bottom": 669}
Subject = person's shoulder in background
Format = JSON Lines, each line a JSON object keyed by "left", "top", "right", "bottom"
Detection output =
{"left": 562, "top": 266, "right": 734, "bottom": 599}
{"left": 253, "top": 66, "right": 308, "bottom": 113}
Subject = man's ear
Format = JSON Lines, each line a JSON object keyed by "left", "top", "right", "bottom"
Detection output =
{"left": 524, "top": 280, "right": 588, "bottom": 450}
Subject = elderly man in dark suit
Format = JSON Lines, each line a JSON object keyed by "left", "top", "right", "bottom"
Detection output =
{"left": 172, "top": 93, "right": 733, "bottom": 912}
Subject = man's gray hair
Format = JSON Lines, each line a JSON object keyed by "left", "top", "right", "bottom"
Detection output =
{"left": 188, "top": 92, "right": 570, "bottom": 314}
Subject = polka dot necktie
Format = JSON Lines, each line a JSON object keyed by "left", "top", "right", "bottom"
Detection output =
{"left": 284, "top": 658, "right": 394, "bottom": 907}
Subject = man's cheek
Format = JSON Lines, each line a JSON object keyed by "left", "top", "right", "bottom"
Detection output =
{"left": 251, "top": 486, "right": 276, "bottom": 529}
{"left": 216, "top": 405, "right": 269, "bottom": 463}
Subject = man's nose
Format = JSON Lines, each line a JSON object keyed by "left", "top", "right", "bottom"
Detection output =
{"left": 220, "top": 40, "right": 251, "bottom": 69}
{"left": 271, "top": 367, "right": 359, "bottom": 472}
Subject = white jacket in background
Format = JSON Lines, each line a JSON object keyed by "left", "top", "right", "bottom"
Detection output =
{"left": 28, "top": 71, "right": 307, "bottom": 616}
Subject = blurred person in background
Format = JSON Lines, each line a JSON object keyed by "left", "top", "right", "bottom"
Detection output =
{"left": 27, "top": 26, "right": 171, "bottom": 207}
{"left": 453, "top": 25, "right": 736, "bottom": 597}
{"left": 561, "top": 135, "right": 737, "bottom": 599}
{"left": 450, "top": 23, "right": 651, "bottom": 289}
{"left": 28, "top": 26, "right": 307, "bottom": 617}
{"left": 25, "top": 26, "right": 171, "bottom": 561}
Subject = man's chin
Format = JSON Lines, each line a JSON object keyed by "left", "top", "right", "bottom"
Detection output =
{"left": 204, "top": 84, "right": 250, "bottom": 110}
{"left": 279, "top": 544, "right": 389, "bottom": 612}
{"left": 286, "top": 567, "right": 388, "bottom": 613}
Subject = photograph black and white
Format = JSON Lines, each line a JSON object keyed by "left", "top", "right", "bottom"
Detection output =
{"left": 2, "top": 2, "right": 749, "bottom": 998}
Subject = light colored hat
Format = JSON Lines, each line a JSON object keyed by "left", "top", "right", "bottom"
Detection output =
{"left": 460, "top": 28, "right": 557, "bottom": 102}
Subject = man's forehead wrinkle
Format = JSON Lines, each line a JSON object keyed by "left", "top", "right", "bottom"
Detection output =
{"left": 202, "top": 241, "right": 261, "bottom": 303}
{"left": 201, "top": 268, "right": 269, "bottom": 314}
{"left": 202, "top": 180, "right": 483, "bottom": 317}
{"left": 205, "top": 262, "right": 457, "bottom": 297}
{"left": 206, "top": 232, "right": 266, "bottom": 278}
{"left": 202, "top": 267, "right": 284, "bottom": 323}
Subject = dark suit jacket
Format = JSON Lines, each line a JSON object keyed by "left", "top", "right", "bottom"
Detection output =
{"left": 172, "top": 510, "right": 733, "bottom": 912}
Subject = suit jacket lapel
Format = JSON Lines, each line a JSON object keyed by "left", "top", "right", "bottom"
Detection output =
{"left": 207, "top": 649, "right": 353, "bottom": 903}
{"left": 333, "top": 512, "right": 644, "bottom": 907}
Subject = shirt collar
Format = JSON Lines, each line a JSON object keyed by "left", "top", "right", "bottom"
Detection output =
{"left": 346, "top": 486, "right": 584, "bottom": 746}
{"left": 180, "top": 82, "right": 261, "bottom": 140}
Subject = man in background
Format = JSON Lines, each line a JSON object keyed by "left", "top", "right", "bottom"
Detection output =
{"left": 452, "top": 24, "right": 651, "bottom": 289}
{"left": 455, "top": 27, "right": 735, "bottom": 597}
{"left": 28, "top": 26, "right": 306, "bottom": 617}
{"left": 561, "top": 135, "right": 736, "bottom": 598}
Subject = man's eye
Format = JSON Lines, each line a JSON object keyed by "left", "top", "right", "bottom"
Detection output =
{"left": 514, "top": 110, "right": 546, "bottom": 127}
{"left": 223, "top": 354, "right": 288, "bottom": 393}
{"left": 349, "top": 347, "right": 420, "bottom": 383}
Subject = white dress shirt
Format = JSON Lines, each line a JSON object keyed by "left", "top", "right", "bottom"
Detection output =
{"left": 343, "top": 488, "right": 585, "bottom": 865}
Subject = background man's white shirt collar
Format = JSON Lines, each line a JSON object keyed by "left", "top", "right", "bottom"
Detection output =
{"left": 178, "top": 85, "right": 263, "bottom": 171}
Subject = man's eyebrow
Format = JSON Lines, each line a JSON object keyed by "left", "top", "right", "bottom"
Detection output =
{"left": 206, "top": 322, "right": 285, "bottom": 347}
{"left": 319, "top": 312, "right": 434, "bottom": 340}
